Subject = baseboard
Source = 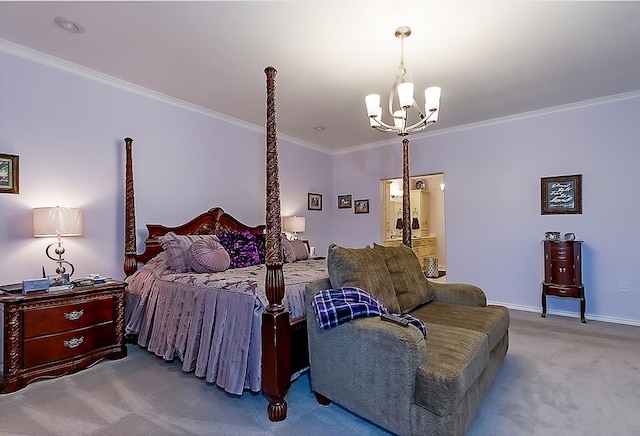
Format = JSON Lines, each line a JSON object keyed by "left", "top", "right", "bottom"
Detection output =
{"left": 488, "top": 301, "right": 640, "bottom": 327}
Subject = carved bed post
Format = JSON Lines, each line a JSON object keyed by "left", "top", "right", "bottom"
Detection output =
{"left": 402, "top": 138, "right": 412, "bottom": 247}
{"left": 262, "top": 66, "right": 291, "bottom": 422}
{"left": 124, "top": 137, "right": 138, "bottom": 276}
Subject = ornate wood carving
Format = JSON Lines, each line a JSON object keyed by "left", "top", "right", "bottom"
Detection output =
{"left": 262, "top": 65, "right": 291, "bottom": 422}
{"left": 402, "top": 138, "right": 412, "bottom": 247}
{"left": 0, "top": 283, "right": 127, "bottom": 393}
{"left": 124, "top": 137, "right": 138, "bottom": 276}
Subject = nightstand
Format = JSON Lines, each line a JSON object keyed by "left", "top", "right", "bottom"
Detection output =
{"left": 0, "top": 281, "right": 127, "bottom": 393}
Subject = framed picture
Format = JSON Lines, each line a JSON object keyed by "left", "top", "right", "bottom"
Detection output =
{"left": 338, "top": 194, "right": 352, "bottom": 209}
{"left": 0, "top": 153, "right": 19, "bottom": 194}
{"left": 354, "top": 199, "right": 369, "bottom": 214}
{"left": 541, "top": 174, "right": 582, "bottom": 215}
{"left": 308, "top": 193, "right": 322, "bottom": 211}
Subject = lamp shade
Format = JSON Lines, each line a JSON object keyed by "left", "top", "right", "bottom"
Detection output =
{"left": 283, "top": 216, "right": 305, "bottom": 234}
{"left": 33, "top": 207, "right": 83, "bottom": 237}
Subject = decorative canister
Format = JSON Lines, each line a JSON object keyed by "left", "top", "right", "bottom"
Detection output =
{"left": 426, "top": 257, "right": 439, "bottom": 278}
{"left": 564, "top": 232, "right": 576, "bottom": 241}
{"left": 545, "top": 231, "right": 560, "bottom": 241}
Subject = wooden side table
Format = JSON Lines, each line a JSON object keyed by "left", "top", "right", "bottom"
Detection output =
{"left": 0, "top": 281, "right": 127, "bottom": 393}
{"left": 541, "top": 240, "right": 586, "bottom": 323}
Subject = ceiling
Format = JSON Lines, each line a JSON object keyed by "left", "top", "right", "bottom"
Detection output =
{"left": 1, "top": 1, "right": 639, "bottom": 153}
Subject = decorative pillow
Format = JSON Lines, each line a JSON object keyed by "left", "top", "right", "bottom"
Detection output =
{"left": 372, "top": 243, "right": 436, "bottom": 313}
{"left": 216, "top": 229, "right": 261, "bottom": 269}
{"left": 187, "top": 239, "right": 231, "bottom": 273}
{"left": 327, "top": 243, "right": 401, "bottom": 314}
{"left": 158, "top": 232, "right": 220, "bottom": 273}
{"left": 290, "top": 239, "right": 309, "bottom": 261}
{"left": 281, "top": 234, "right": 296, "bottom": 263}
{"left": 254, "top": 233, "right": 266, "bottom": 264}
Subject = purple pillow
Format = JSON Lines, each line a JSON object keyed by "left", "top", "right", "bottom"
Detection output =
{"left": 187, "top": 239, "right": 231, "bottom": 273}
{"left": 216, "top": 230, "right": 261, "bottom": 269}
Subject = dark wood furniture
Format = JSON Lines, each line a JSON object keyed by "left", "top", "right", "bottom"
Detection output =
{"left": 122, "top": 66, "right": 298, "bottom": 423}
{"left": 0, "top": 281, "right": 127, "bottom": 393}
{"left": 542, "top": 240, "right": 586, "bottom": 323}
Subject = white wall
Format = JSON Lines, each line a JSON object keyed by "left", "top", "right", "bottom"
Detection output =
{"left": 332, "top": 94, "right": 640, "bottom": 324}
{"left": 0, "top": 50, "right": 334, "bottom": 284}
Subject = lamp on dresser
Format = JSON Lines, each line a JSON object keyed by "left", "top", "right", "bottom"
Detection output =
{"left": 283, "top": 215, "right": 305, "bottom": 240}
{"left": 33, "top": 206, "right": 83, "bottom": 276}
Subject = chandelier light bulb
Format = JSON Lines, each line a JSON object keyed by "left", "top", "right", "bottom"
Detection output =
{"left": 398, "top": 82, "right": 414, "bottom": 108}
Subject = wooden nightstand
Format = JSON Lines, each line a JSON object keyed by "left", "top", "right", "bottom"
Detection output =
{"left": 0, "top": 281, "right": 127, "bottom": 393}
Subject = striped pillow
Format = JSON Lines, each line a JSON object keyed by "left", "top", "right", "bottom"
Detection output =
{"left": 158, "top": 232, "right": 220, "bottom": 273}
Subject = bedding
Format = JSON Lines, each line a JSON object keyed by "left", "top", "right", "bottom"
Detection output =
{"left": 124, "top": 251, "right": 327, "bottom": 395}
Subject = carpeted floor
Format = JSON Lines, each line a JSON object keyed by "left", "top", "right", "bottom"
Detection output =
{"left": 0, "top": 309, "right": 638, "bottom": 435}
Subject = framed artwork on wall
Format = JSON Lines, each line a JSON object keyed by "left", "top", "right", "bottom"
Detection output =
{"left": 0, "top": 153, "right": 19, "bottom": 194}
{"left": 354, "top": 199, "right": 369, "bottom": 214}
{"left": 308, "top": 193, "right": 322, "bottom": 211}
{"left": 541, "top": 174, "right": 582, "bottom": 215}
{"left": 338, "top": 194, "right": 352, "bottom": 209}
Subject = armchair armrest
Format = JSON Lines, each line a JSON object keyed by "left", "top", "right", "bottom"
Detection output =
{"left": 305, "top": 283, "right": 425, "bottom": 434}
{"left": 430, "top": 282, "right": 487, "bottom": 307}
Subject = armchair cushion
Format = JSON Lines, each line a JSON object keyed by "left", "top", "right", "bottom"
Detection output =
{"left": 411, "top": 302, "right": 510, "bottom": 350}
{"left": 414, "top": 324, "right": 489, "bottom": 416}
{"left": 327, "top": 244, "right": 401, "bottom": 314}
{"left": 373, "top": 243, "right": 435, "bottom": 313}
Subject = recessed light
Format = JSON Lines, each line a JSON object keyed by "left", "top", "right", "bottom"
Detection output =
{"left": 314, "top": 127, "right": 325, "bottom": 132}
{"left": 54, "top": 17, "right": 84, "bottom": 34}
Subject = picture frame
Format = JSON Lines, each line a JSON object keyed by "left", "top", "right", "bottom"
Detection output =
{"left": 337, "top": 194, "right": 352, "bottom": 209}
{"left": 541, "top": 174, "right": 582, "bottom": 215}
{"left": 0, "top": 153, "right": 19, "bottom": 194}
{"left": 308, "top": 192, "right": 322, "bottom": 211}
{"left": 48, "top": 273, "right": 71, "bottom": 290}
{"left": 354, "top": 199, "right": 370, "bottom": 214}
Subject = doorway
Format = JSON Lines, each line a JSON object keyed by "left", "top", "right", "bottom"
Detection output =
{"left": 380, "top": 173, "right": 446, "bottom": 277}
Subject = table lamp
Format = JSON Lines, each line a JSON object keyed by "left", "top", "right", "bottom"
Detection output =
{"left": 283, "top": 216, "right": 305, "bottom": 240}
{"left": 33, "top": 206, "right": 83, "bottom": 276}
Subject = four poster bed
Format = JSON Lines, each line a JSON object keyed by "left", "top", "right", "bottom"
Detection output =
{"left": 122, "top": 67, "right": 324, "bottom": 421}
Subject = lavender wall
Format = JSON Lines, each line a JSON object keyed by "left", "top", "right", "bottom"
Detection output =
{"left": 2, "top": 47, "right": 638, "bottom": 325}
{"left": 332, "top": 94, "right": 640, "bottom": 324}
{"left": 0, "top": 50, "right": 333, "bottom": 283}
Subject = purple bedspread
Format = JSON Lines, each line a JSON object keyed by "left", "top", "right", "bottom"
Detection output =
{"left": 124, "top": 252, "right": 328, "bottom": 395}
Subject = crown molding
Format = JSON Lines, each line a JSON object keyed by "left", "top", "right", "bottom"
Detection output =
{"left": 3, "top": 38, "right": 638, "bottom": 158}
{"left": 0, "top": 38, "right": 332, "bottom": 154}
{"left": 335, "top": 88, "right": 640, "bottom": 155}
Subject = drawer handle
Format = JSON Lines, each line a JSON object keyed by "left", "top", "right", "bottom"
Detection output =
{"left": 64, "top": 336, "right": 84, "bottom": 349}
{"left": 64, "top": 310, "right": 84, "bottom": 321}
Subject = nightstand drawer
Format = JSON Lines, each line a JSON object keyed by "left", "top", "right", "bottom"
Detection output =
{"left": 23, "top": 297, "right": 114, "bottom": 338}
{"left": 543, "top": 285, "right": 582, "bottom": 299}
{"left": 23, "top": 322, "right": 115, "bottom": 368}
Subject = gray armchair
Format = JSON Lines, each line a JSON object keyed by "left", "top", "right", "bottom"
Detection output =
{"left": 304, "top": 244, "right": 509, "bottom": 436}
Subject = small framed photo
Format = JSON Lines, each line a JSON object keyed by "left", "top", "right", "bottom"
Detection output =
{"left": 48, "top": 273, "right": 70, "bottom": 289}
{"left": 354, "top": 199, "right": 370, "bottom": 214}
{"left": 0, "top": 153, "right": 19, "bottom": 194}
{"left": 541, "top": 174, "right": 582, "bottom": 215}
{"left": 308, "top": 193, "right": 322, "bottom": 211}
{"left": 338, "top": 194, "right": 352, "bottom": 209}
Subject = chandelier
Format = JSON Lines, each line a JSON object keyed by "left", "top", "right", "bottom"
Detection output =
{"left": 365, "top": 26, "right": 441, "bottom": 136}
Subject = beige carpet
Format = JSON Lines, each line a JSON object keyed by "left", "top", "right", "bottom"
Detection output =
{"left": 0, "top": 309, "right": 638, "bottom": 435}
